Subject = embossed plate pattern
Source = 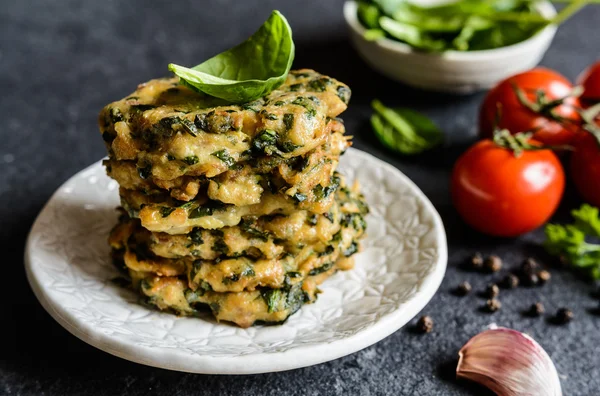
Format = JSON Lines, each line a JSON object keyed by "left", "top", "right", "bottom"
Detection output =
{"left": 25, "top": 148, "right": 447, "bottom": 374}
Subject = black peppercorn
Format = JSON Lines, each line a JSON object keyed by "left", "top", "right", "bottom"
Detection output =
{"left": 484, "top": 283, "right": 500, "bottom": 299}
{"left": 555, "top": 308, "right": 574, "bottom": 324}
{"left": 527, "top": 302, "right": 545, "bottom": 317}
{"left": 537, "top": 270, "right": 551, "bottom": 284}
{"left": 521, "top": 258, "right": 539, "bottom": 275}
{"left": 522, "top": 273, "right": 539, "bottom": 287}
{"left": 416, "top": 315, "right": 433, "bottom": 333}
{"left": 455, "top": 281, "right": 472, "bottom": 296}
{"left": 484, "top": 255, "right": 503, "bottom": 273}
{"left": 501, "top": 273, "right": 519, "bottom": 289}
{"left": 485, "top": 299, "right": 501, "bottom": 312}
{"left": 468, "top": 253, "right": 484, "bottom": 270}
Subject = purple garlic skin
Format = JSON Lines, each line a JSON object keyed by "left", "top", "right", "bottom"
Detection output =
{"left": 457, "top": 327, "right": 562, "bottom": 396}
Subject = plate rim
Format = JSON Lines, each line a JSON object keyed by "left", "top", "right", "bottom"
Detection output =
{"left": 24, "top": 147, "right": 447, "bottom": 374}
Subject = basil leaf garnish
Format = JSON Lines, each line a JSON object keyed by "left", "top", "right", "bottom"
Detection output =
{"left": 168, "top": 10, "right": 294, "bottom": 104}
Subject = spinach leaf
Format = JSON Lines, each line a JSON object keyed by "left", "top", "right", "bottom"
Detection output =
{"left": 466, "top": 20, "right": 544, "bottom": 51}
{"left": 360, "top": 0, "right": 587, "bottom": 52}
{"left": 364, "top": 29, "right": 386, "bottom": 41}
{"left": 370, "top": 99, "right": 442, "bottom": 155}
{"left": 391, "top": 3, "right": 465, "bottom": 33}
{"left": 168, "top": 11, "right": 294, "bottom": 104}
{"left": 357, "top": 1, "right": 381, "bottom": 29}
{"left": 451, "top": 15, "right": 494, "bottom": 51}
{"left": 379, "top": 17, "right": 446, "bottom": 51}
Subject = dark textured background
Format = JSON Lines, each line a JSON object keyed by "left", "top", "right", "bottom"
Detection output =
{"left": 1, "top": 0, "right": 599, "bottom": 395}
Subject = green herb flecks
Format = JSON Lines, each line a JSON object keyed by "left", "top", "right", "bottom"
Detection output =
{"left": 261, "top": 289, "right": 284, "bottom": 313}
{"left": 313, "top": 175, "right": 340, "bottom": 201}
{"left": 544, "top": 204, "right": 600, "bottom": 280}
{"left": 178, "top": 117, "right": 198, "bottom": 137}
{"left": 343, "top": 242, "right": 359, "bottom": 257}
{"left": 240, "top": 219, "right": 270, "bottom": 241}
{"left": 308, "top": 262, "right": 334, "bottom": 276}
{"left": 211, "top": 149, "right": 236, "bottom": 168}
{"left": 292, "top": 97, "right": 317, "bottom": 119}
{"left": 183, "top": 155, "right": 199, "bottom": 165}
{"left": 169, "top": 11, "right": 294, "bottom": 103}
{"left": 189, "top": 260, "right": 203, "bottom": 282}
{"left": 278, "top": 141, "right": 301, "bottom": 153}
{"left": 308, "top": 77, "right": 332, "bottom": 92}
{"left": 109, "top": 107, "right": 124, "bottom": 123}
{"left": 189, "top": 228, "right": 204, "bottom": 245}
{"left": 252, "top": 129, "right": 279, "bottom": 155}
{"left": 188, "top": 200, "right": 226, "bottom": 219}
{"left": 371, "top": 99, "right": 443, "bottom": 155}
{"left": 223, "top": 266, "right": 256, "bottom": 285}
{"left": 283, "top": 113, "right": 295, "bottom": 131}
{"left": 160, "top": 206, "right": 176, "bottom": 218}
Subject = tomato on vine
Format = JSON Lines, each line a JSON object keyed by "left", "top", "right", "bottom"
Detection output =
{"left": 571, "top": 103, "right": 600, "bottom": 207}
{"left": 452, "top": 130, "right": 565, "bottom": 237}
{"left": 479, "top": 68, "right": 581, "bottom": 146}
{"left": 577, "top": 61, "right": 600, "bottom": 104}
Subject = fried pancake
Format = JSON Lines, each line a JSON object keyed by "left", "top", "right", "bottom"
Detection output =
{"left": 110, "top": 185, "right": 368, "bottom": 293}
{"left": 127, "top": 254, "right": 353, "bottom": 328}
{"left": 99, "top": 70, "right": 351, "bottom": 181}
{"left": 104, "top": 130, "right": 350, "bottom": 203}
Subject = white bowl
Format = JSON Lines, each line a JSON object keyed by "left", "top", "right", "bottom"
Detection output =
{"left": 343, "top": 1, "right": 557, "bottom": 93}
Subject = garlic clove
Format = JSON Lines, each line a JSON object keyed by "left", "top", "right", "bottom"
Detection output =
{"left": 457, "top": 327, "right": 562, "bottom": 396}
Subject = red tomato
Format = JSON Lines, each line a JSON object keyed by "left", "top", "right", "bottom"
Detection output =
{"left": 577, "top": 61, "right": 600, "bottom": 103}
{"left": 451, "top": 140, "right": 565, "bottom": 237}
{"left": 479, "top": 68, "right": 581, "bottom": 146}
{"left": 571, "top": 131, "right": 600, "bottom": 207}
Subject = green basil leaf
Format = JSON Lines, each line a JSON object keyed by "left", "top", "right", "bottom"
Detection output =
{"left": 370, "top": 99, "right": 442, "bottom": 155}
{"left": 168, "top": 10, "right": 294, "bottom": 104}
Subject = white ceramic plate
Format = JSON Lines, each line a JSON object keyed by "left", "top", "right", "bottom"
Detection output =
{"left": 25, "top": 148, "right": 447, "bottom": 374}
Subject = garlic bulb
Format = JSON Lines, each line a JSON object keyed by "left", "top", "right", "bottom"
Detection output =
{"left": 457, "top": 327, "right": 562, "bottom": 396}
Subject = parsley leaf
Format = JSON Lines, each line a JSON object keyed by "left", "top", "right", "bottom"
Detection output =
{"left": 544, "top": 204, "right": 600, "bottom": 280}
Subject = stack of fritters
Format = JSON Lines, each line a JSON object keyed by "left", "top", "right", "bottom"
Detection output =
{"left": 100, "top": 69, "right": 368, "bottom": 328}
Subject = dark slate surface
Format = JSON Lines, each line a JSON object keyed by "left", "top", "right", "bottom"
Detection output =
{"left": 1, "top": 1, "right": 599, "bottom": 395}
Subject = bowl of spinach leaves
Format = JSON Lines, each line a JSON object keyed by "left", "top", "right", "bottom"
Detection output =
{"left": 344, "top": 0, "right": 568, "bottom": 93}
